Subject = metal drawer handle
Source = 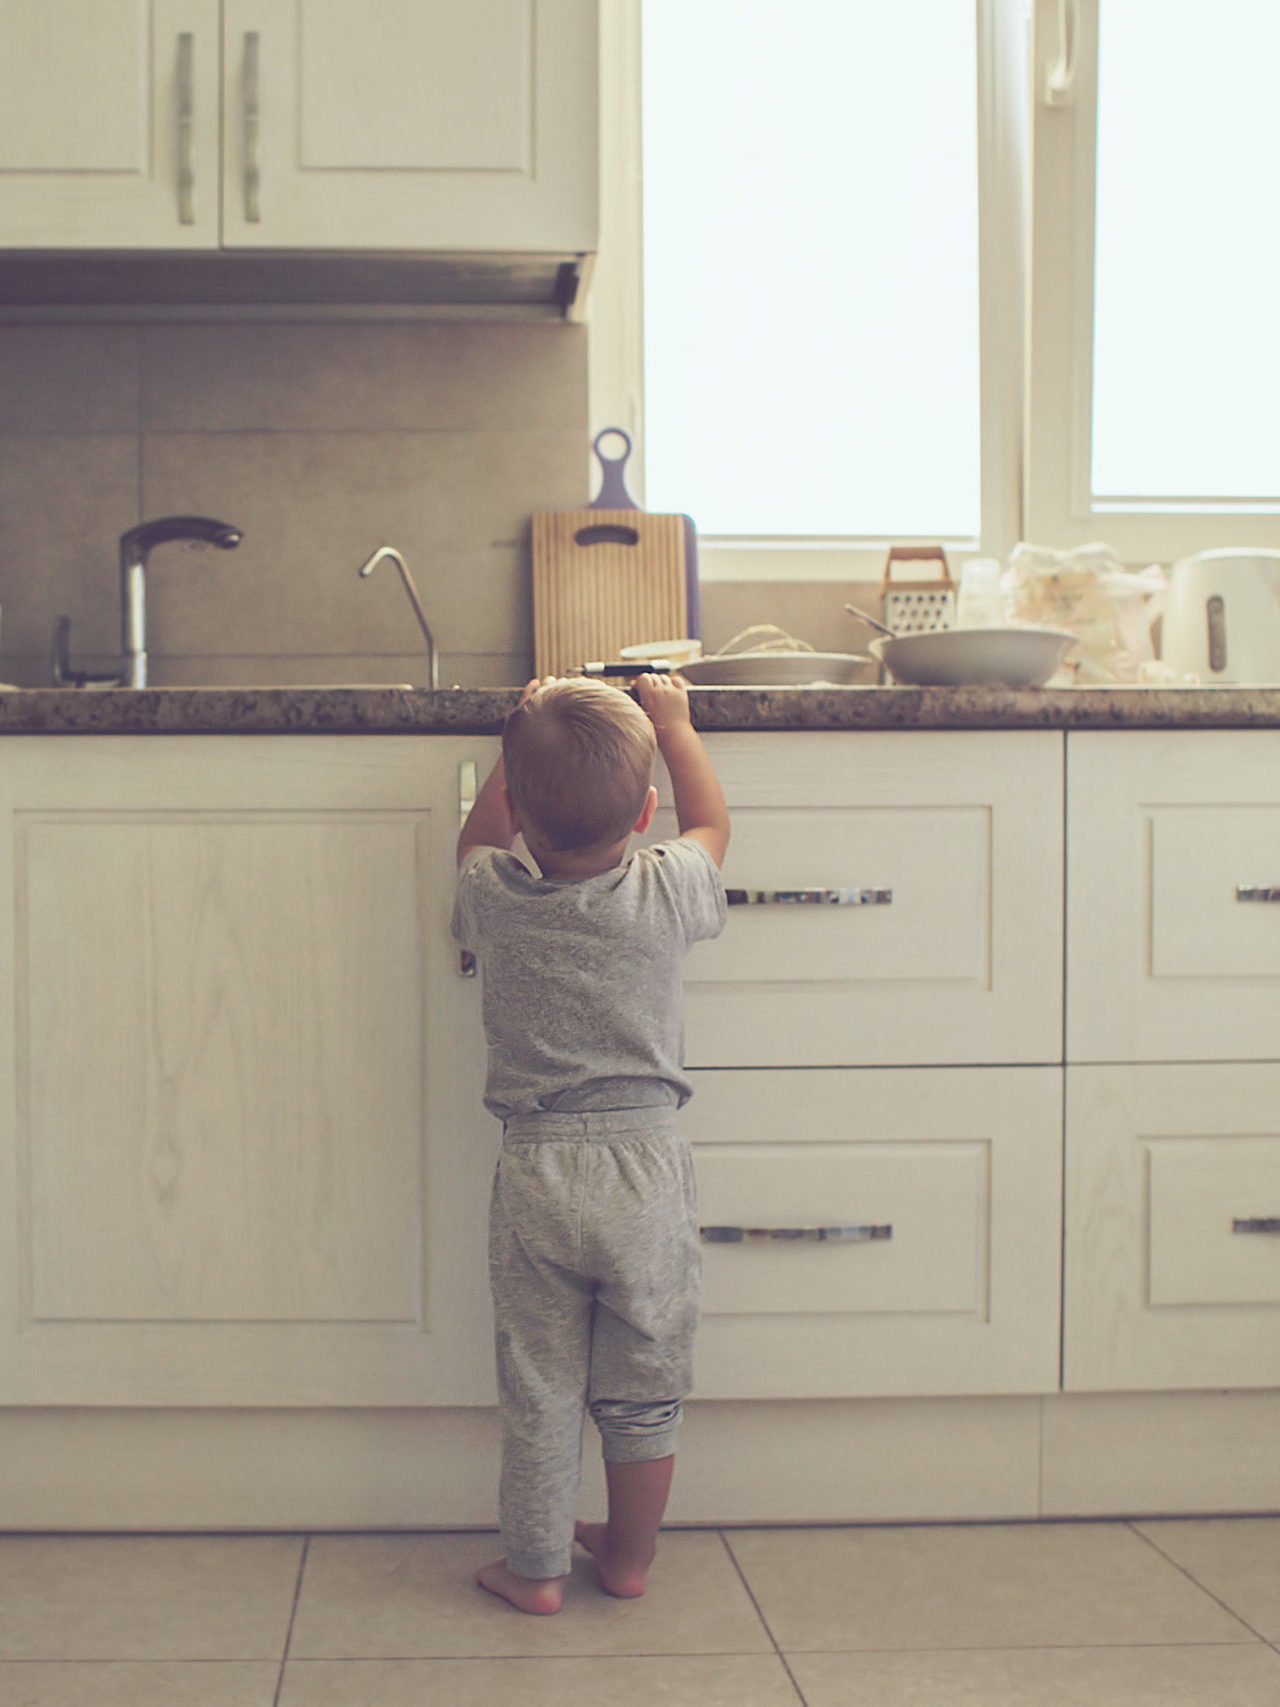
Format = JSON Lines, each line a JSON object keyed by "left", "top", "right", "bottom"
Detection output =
{"left": 1236, "top": 886, "right": 1280, "bottom": 903}
{"left": 1232, "top": 1218, "right": 1280, "bottom": 1235}
{"left": 176, "top": 33, "right": 195, "bottom": 224}
{"left": 458, "top": 759, "right": 478, "bottom": 977}
{"left": 700, "top": 1224, "right": 892, "bottom": 1244}
{"left": 243, "top": 31, "right": 261, "bottom": 222}
{"left": 725, "top": 888, "right": 892, "bottom": 907}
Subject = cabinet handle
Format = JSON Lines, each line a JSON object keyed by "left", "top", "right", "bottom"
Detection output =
{"left": 242, "top": 31, "right": 261, "bottom": 222}
{"left": 176, "top": 32, "right": 195, "bottom": 224}
{"left": 700, "top": 1224, "right": 892, "bottom": 1244}
{"left": 1232, "top": 1218, "right": 1280, "bottom": 1235}
{"left": 1236, "top": 886, "right": 1280, "bottom": 903}
{"left": 725, "top": 888, "right": 892, "bottom": 907}
{"left": 457, "top": 760, "right": 479, "bottom": 977}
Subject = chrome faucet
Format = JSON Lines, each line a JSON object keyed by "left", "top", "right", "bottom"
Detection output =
{"left": 53, "top": 514, "right": 243, "bottom": 688}
{"left": 357, "top": 545, "right": 439, "bottom": 689}
{"left": 119, "top": 515, "right": 243, "bottom": 688}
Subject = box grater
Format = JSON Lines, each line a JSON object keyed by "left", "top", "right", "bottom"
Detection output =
{"left": 880, "top": 545, "right": 956, "bottom": 634}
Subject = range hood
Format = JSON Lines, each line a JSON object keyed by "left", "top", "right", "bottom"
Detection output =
{"left": 0, "top": 251, "right": 593, "bottom": 317}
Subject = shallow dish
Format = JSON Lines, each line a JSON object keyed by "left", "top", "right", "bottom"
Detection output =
{"left": 869, "top": 626, "right": 1077, "bottom": 688}
{"left": 679, "top": 651, "right": 874, "bottom": 687}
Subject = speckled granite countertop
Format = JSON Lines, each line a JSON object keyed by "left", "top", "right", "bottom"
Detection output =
{"left": 1, "top": 683, "right": 1280, "bottom": 733}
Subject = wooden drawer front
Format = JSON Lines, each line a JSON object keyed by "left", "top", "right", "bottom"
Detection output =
{"left": 1150, "top": 808, "right": 1280, "bottom": 979}
{"left": 663, "top": 731, "right": 1063, "bottom": 1067}
{"left": 686, "top": 805, "right": 987, "bottom": 986}
{"left": 696, "top": 1142, "right": 987, "bottom": 1318}
{"left": 1067, "top": 731, "right": 1280, "bottom": 1061}
{"left": 1149, "top": 1138, "right": 1280, "bottom": 1307}
{"left": 683, "top": 1066, "right": 1063, "bottom": 1399}
{"left": 1065, "top": 1065, "right": 1280, "bottom": 1390}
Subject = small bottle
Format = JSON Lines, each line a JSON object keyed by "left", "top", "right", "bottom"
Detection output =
{"left": 956, "top": 558, "right": 1005, "bottom": 629}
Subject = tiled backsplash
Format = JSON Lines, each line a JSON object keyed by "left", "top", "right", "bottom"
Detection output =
{"left": 0, "top": 318, "right": 875, "bottom": 689}
{"left": 0, "top": 319, "right": 589, "bottom": 689}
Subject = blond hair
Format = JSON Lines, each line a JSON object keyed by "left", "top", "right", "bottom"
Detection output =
{"left": 502, "top": 679, "right": 656, "bottom": 853}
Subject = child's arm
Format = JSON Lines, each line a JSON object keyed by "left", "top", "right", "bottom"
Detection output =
{"left": 456, "top": 679, "right": 538, "bottom": 865}
{"left": 456, "top": 753, "right": 517, "bottom": 865}
{"left": 635, "top": 673, "right": 731, "bottom": 868}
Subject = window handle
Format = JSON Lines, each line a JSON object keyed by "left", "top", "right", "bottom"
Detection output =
{"left": 1044, "top": 0, "right": 1079, "bottom": 107}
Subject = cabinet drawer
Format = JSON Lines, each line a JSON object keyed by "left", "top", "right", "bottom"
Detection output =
{"left": 1067, "top": 731, "right": 1280, "bottom": 1061}
{"left": 683, "top": 1066, "right": 1063, "bottom": 1399}
{"left": 1065, "top": 1064, "right": 1280, "bottom": 1390}
{"left": 659, "top": 732, "right": 1063, "bottom": 1067}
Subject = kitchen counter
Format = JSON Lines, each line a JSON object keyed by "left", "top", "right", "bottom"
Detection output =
{"left": 1, "top": 683, "right": 1280, "bottom": 734}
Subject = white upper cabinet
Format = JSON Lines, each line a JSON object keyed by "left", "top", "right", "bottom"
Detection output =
{"left": 0, "top": 0, "right": 221, "bottom": 247}
{"left": 0, "top": 0, "right": 598, "bottom": 252}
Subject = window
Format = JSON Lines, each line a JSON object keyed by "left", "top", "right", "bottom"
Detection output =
{"left": 1026, "top": 0, "right": 1280, "bottom": 558}
{"left": 591, "top": 0, "right": 1025, "bottom": 582}
{"left": 641, "top": 0, "right": 981, "bottom": 543}
{"left": 597, "top": 0, "right": 1278, "bottom": 577}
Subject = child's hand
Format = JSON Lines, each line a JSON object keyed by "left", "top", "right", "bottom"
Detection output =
{"left": 517, "top": 676, "right": 566, "bottom": 707}
{"left": 635, "top": 670, "right": 693, "bottom": 736}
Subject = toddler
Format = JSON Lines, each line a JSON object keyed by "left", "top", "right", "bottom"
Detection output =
{"left": 453, "top": 672, "right": 729, "bottom": 1614}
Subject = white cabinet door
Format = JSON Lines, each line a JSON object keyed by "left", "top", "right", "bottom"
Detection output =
{"left": 1067, "top": 730, "right": 1280, "bottom": 1062}
{"left": 0, "top": 0, "right": 597, "bottom": 254}
{"left": 684, "top": 1066, "right": 1063, "bottom": 1398}
{"left": 1065, "top": 1063, "right": 1280, "bottom": 1391}
{"left": 0, "top": 0, "right": 221, "bottom": 246}
{"left": 0, "top": 736, "right": 498, "bottom": 1406}
{"left": 659, "top": 732, "right": 1064, "bottom": 1068}
{"left": 222, "top": 0, "right": 597, "bottom": 251}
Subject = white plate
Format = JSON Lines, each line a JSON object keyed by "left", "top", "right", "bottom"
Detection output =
{"left": 869, "top": 627, "right": 1077, "bottom": 688}
{"left": 679, "top": 651, "right": 874, "bottom": 686}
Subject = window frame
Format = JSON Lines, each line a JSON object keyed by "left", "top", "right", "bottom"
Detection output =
{"left": 1025, "top": 0, "right": 1280, "bottom": 560}
{"left": 589, "top": 0, "right": 1028, "bottom": 583}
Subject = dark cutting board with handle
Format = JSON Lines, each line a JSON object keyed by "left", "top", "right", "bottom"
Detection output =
{"left": 532, "top": 428, "right": 700, "bottom": 677}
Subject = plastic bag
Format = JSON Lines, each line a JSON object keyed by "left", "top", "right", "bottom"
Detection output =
{"left": 1002, "top": 542, "right": 1168, "bottom": 683}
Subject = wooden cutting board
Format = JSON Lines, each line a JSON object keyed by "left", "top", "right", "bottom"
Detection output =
{"left": 531, "top": 507, "right": 691, "bottom": 677}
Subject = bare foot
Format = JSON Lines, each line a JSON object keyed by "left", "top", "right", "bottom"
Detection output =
{"left": 476, "top": 1558, "right": 565, "bottom": 1615}
{"left": 573, "top": 1520, "right": 653, "bottom": 1597}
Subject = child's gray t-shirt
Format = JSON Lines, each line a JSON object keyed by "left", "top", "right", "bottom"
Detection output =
{"left": 452, "top": 837, "right": 726, "bottom": 1119}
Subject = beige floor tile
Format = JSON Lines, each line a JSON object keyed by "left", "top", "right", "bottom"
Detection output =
{"left": 288, "top": 1530, "right": 773, "bottom": 1659}
{"left": 0, "top": 1661, "right": 279, "bottom": 1706}
{"left": 724, "top": 1522, "right": 1258, "bottom": 1651}
{"left": 789, "top": 1643, "right": 1280, "bottom": 1707}
{"left": 279, "top": 1654, "right": 801, "bottom": 1707}
{"left": 0, "top": 1536, "right": 303, "bottom": 1661}
{"left": 1135, "top": 1518, "right": 1280, "bottom": 1640}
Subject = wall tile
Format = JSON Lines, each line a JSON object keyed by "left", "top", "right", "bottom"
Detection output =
{"left": 700, "top": 579, "right": 885, "bottom": 656}
{"left": 0, "top": 326, "right": 140, "bottom": 434}
{"left": 141, "top": 321, "right": 587, "bottom": 433}
{"left": 0, "top": 318, "right": 588, "bottom": 683}
{"left": 140, "top": 430, "right": 581, "bottom": 660}
{"left": 0, "top": 434, "right": 139, "bottom": 664}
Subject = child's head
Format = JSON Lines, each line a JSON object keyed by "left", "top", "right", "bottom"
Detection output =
{"left": 503, "top": 679, "right": 657, "bottom": 854}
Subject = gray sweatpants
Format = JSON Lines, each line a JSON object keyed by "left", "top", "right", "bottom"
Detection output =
{"left": 489, "top": 1108, "right": 701, "bottom": 1580}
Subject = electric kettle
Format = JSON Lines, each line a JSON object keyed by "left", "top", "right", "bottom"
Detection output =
{"left": 1160, "top": 550, "right": 1280, "bottom": 684}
